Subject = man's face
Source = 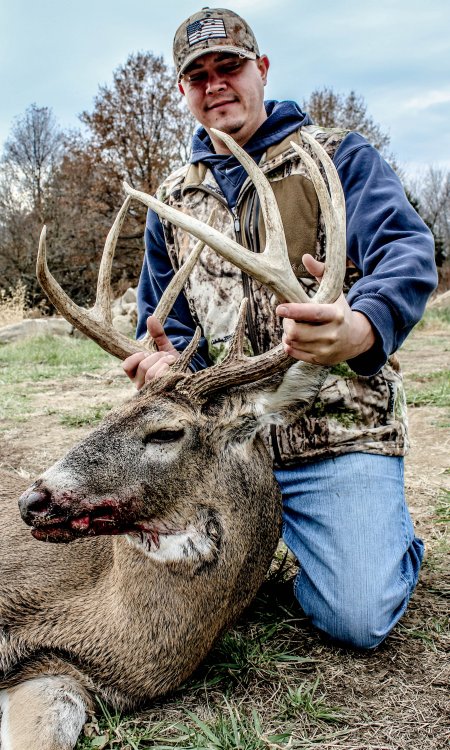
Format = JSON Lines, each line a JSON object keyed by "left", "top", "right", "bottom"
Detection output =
{"left": 179, "top": 52, "right": 270, "bottom": 154}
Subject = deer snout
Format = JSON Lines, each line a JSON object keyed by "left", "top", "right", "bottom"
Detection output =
{"left": 19, "top": 485, "right": 53, "bottom": 525}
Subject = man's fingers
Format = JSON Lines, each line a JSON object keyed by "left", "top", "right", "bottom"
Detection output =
{"left": 122, "top": 351, "right": 148, "bottom": 379}
{"left": 144, "top": 355, "right": 176, "bottom": 383}
{"left": 276, "top": 302, "right": 337, "bottom": 324}
{"left": 147, "top": 315, "right": 178, "bottom": 353}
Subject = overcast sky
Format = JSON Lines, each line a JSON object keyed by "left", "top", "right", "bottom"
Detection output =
{"left": 1, "top": 0, "right": 449, "bottom": 178}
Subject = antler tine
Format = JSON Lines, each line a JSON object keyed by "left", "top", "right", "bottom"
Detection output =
{"left": 171, "top": 327, "right": 202, "bottom": 374}
{"left": 37, "top": 226, "right": 146, "bottom": 360}
{"left": 140, "top": 208, "right": 217, "bottom": 353}
{"left": 184, "top": 342, "right": 292, "bottom": 400}
{"left": 224, "top": 298, "right": 248, "bottom": 360}
{"left": 290, "top": 132, "right": 346, "bottom": 304}
{"left": 180, "top": 132, "right": 348, "bottom": 399}
{"left": 93, "top": 195, "right": 132, "bottom": 325}
{"left": 124, "top": 165, "right": 309, "bottom": 304}
{"left": 181, "top": 299, "right": 293, "bottom": 399}
{"left": 209, "top": 128, "right": 290, "bottom": 265}
{"left": 37, "top": 194, "right": 209, "bottom": 366}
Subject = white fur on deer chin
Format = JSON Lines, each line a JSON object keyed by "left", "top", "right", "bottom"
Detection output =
{"left": 126, "top": 524, "right": 219, "bottom": 565}
{"left": 0, "top": 690, "right": 11, "bottom": 750}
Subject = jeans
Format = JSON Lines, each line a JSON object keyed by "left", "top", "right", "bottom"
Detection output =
{"left": 275, "top": 452, "right": 424, "bottom": 650}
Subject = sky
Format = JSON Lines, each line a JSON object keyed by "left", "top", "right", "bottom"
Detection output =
{"left": 1, "top": 0, "right": 449, "bottom": 179}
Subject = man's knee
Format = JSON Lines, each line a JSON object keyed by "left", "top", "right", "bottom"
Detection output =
{"left": 300, "top": 585, "right": 396, "bottom": 649}
{"left": 294, "top": 552, "right": 422, "bottom": 650}
{"left": 318, "top": 604, "right": 396, "bottom": 650}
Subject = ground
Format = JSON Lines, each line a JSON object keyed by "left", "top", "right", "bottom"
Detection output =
{"left": 0, "top": 312, "right": 448, "bottom": 749}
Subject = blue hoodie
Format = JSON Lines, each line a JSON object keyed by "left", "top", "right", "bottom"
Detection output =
{"left": 137, "top": 100, "right": 437, "bottom": 375}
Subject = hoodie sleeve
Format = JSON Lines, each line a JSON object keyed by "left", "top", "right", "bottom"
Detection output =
{"left": 136, "top": 208, "right": 210, "bottom": 372}
{"left": 333, "top": 133, "right": 437, "bottom": 376}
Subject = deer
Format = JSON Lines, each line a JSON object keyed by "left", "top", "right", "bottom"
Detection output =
{"left": 0, "top": 129, "right": 345, "bottom": 750}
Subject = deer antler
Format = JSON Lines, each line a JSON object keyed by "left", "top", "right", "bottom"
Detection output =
{"left": 124, "top": 129, "right": 346, "bottom": 307}
{"left": 37, "top": 130, "right": 346, "bottom": 398}
{"left": 124, "top": 129, "right": 347, "bottom": 396}
{"left": 37, "top": 201, "right": 214, "bottom": 361}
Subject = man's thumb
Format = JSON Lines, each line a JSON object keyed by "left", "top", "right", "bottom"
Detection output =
{"left": 302, "top": 253, "right": 325, "bottom": 281}
{"left": 146, "top": 316, "right": 176, "bottom": 353}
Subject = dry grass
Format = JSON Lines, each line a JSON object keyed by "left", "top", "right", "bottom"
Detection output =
{"left": 0, "top": 282, "right": 28, "bottom": 327}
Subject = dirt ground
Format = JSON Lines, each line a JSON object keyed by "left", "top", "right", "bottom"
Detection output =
{"left": 0, "top": 322, "right": 449, "bottom": 749}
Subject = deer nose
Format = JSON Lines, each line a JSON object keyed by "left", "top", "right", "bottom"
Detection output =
{"left": 19, "top": 486, "right": 52, "bottom": 524}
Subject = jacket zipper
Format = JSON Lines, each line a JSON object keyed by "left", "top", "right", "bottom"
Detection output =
{"left": 184, "top": 183, "right": 260, "bottom": 356}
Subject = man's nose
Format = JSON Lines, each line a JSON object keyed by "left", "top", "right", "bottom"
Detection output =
{"left": 205, "top": 73, "right": 226, "bottom": 95}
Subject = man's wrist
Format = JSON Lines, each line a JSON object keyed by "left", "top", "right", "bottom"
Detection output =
{"left": 351, "top": 311, "right": 376, "bottom": 359}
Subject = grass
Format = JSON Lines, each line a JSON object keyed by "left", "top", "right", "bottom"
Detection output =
{"left": 59, "top": 404, "right": 114, "bottom": 428}
{"left": 277, "top": 679, "right": 344, "bottom": 724}
{"left": 434, "top": 489, "right": 450, "bottom": 524}
{"left": 416, "top": 306, "right": 450, "bottom": 329}
{"left": 0, "top": 389, "right": 32, "bottom": 423}
{"left": 0, "top": 335, "right": 115, "bottom": 424}
{"left": 0, "top": 311, "right": 448, "bottom": 750}
{"left": 405, "top": 369, "right": 450, "bottom": 407}
{"left": 0, "top": 334, "right": 114, "bottom": 385}
{"left": 77, "top": 688, "right": 345, "bottom": 749}
{"left": 176, "top": 704, "right": 292, "bottom": 749}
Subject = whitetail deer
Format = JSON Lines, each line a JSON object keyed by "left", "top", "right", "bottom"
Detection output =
{"left": 0, "top": 130, "right": 345, "bottom": 750}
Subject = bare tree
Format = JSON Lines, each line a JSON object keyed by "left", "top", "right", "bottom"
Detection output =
{"left": 0, "top": 53, "right": 195, "bottom": 307}
{"left": 1, "top": 104, "right": 63, "bottom": 221}
{"left": 303, "top": 87, "right": 390, "bottom": 157}
{"left": 408, "top": 166, "right": 450, "bottom": 268}
{"left": 46, "top": 52, "right": 196, "bottom": 304}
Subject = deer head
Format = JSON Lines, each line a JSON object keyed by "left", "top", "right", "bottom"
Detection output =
{"left": 19, "top": 130, "right": 346, "bottom": 567}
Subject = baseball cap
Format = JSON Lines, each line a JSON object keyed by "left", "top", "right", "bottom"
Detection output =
{"left": 173, "top": 7, "right": 260, "bottom": 79}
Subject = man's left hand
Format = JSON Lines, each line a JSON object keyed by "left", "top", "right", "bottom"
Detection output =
{"left": 276, "top": 254, "right": 376, "bottom": 366}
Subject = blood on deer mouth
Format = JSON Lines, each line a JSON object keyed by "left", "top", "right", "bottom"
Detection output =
{"left": 29, "top": 504, "right": 147, "bottom": 543}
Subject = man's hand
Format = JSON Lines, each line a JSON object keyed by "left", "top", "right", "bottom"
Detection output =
{"left": 122, "top": 316, "right": 180, "bottom": 389}
{"left": 276, "top": 254, "right": 375, "bottom": 366}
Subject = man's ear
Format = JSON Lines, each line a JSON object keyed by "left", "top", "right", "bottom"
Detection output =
{"left": 178, "top": 81, "right": 185, "bottom": 96}
{"left": 257, "top": 55, "right": 270, "bottom": 85}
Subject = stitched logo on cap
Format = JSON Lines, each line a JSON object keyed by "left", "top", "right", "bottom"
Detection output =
{"left": 187, "top": 18, "right": 227, "bottom": 46}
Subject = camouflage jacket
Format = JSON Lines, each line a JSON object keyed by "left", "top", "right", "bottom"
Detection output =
{"left": 155, "top": 125, "right": 408, "bottom": 467}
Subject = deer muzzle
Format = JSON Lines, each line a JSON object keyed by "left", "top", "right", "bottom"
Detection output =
{"left": 18, "top": 481, "right": 147, "bottom": 543}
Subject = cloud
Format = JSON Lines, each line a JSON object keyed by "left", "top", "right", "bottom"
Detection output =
{"left": 228, "top": 0, "right": 281, "bottom": 13}
{"left": 402, "top": 90, "right": 450, "bottom": 111}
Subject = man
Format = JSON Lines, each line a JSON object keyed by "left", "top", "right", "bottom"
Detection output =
{"left": 123, "top": 8, "right": 437, "bottom": 649}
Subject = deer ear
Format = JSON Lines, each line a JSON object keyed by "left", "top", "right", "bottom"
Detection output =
{"left": 253, "top": 362, "right": 328, "bottom": 427}
{"left": 223, "top": 363, "right": 327, "bottom": 445}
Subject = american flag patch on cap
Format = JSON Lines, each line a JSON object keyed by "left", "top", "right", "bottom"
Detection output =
{"left": 187, "top": 18, "right": 227, "bottom": 47}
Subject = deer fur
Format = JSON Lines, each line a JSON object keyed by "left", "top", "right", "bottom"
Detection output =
{"left": 0, "top": 363, "right": 326, "bottom": 750}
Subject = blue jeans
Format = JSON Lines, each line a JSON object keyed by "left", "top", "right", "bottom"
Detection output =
{"left": 275, "top": 453, "right": 424, "bottom": 650}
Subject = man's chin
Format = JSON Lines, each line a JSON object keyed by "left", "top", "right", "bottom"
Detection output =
{"left": 208, "top": 118, "right": 246, "bottom": 145}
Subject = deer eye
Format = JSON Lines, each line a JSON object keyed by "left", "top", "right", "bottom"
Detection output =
{"left": 143, "top": 429, "right": 185, "bottom": 445}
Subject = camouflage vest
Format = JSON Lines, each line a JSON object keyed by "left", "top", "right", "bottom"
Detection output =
{"left": 156, "top": 126, "right": 408, "bottom": 466}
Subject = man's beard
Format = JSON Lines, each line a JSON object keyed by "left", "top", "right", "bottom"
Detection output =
{"left": 221, "top": 118, "right": 246, "bottom": 136}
